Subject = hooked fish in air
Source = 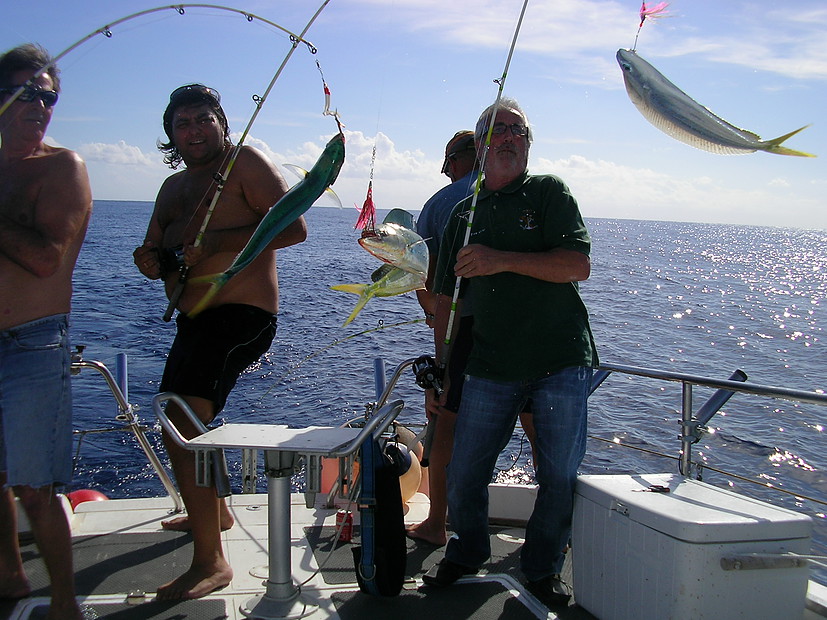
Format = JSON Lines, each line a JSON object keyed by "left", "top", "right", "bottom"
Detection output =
{"left": 358, "top": 210, "right": 428, "bottom": 277}
{"left": 616, "top": 49, "right": 815, "bottom": 157}
{"left": 187, "top": 131, "right": 346, "bottom": 317}
{"left": 331, "top": 264, "right": 426, "bottom": 326}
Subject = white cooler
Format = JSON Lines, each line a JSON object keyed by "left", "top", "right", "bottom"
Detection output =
{"left": 572, "top": 473, "right": 812, "bottom": 620}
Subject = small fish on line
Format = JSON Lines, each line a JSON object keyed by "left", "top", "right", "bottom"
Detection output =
{"left": 331, "top": 264, "right": 426, "bottom": 326}
{"left": 358, "top": 216, "right": 428, "bottom": 277}
{"left": 616, "top": 48, "right": 815, "bottom": 157}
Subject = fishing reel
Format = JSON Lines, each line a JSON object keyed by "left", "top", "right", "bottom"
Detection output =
{"left": 412, "top": 355, "right": 443, "bottom": 395}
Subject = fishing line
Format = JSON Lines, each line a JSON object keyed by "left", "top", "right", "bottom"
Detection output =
{"left": 0, "top": 4, "right": 320, "bottom": 118}
{"left": 162, "top": 0, "right": 335, "bottom": 320}
{"left": 258, "top": 318, "right": 425, "bottom": 400}
{"left": 438, "top": 0, "right": 530, "bottom": 369}
{"left": 632, "top": 1, "right": 670, "bottom": 51}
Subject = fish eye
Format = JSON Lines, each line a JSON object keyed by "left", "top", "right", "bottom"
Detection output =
{"left": 620, "top": 61, "right": 631, "bottom": 72}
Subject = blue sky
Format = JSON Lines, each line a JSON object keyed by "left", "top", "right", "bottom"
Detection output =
{"left": 3, "top": 0, "right": 825, "bottom": 228}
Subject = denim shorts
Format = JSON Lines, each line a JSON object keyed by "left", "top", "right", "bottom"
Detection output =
{"left": 0, "top": 314, "right": 73, "bottom": 488}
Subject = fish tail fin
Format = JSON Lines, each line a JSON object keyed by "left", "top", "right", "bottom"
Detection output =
{"left": 330, "top": 283, "right": 373, "bottom": 326}
{"left": 330, "top": 283, "right": 367, "bottom": 295}
{"left": 766, "top": 125, "right": 816, "bottom": 157}
{"left": 187, "top": 273, "right": 231, "bottom": 318}
{"left": 325, "top": 186, "right": 342, "bottom": 208}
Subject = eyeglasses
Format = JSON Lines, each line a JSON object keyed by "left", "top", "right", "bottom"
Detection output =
{"left": 491, "top": 123, "right": 528, "bottom": 137}
{"left": 169, "top": 84, "right": 220, "bottom": 103}
{"left": 0, "top": 84, "right": 59, "bottom": 107}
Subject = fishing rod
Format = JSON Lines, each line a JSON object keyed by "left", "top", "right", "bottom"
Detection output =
{"left": 162, "top": 0, "right": 334, "bottom": 320}
{"left": 437, "top": 0, "right": 530, "bottom": 369}
{"left": 417, "top": 0, "right": 531, "bottom": 467}
{"left": 0, "top": 4, "right": 318, "bottom": 118}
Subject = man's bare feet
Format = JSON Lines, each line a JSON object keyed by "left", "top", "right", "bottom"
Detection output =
{"left": 44, "top": 599, "right": 84, "bottom": 620}
{"left": 0, "top": 574, "right": 31, "bottom": 600}
{"left": 156, "top": 562, "right": 232, "bottom": 600}
{"left": 405, "top": 520, "right": 448, "bottom": 546}
{"left": 161, "top": 509, "right": 234, "bottom": 532}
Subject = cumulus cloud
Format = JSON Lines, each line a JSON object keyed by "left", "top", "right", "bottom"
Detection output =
{"left": 242, "top": 129, "right": 444, "bottom": 212}
{"left": 78, "top": 140, "right": 157, "bottom": 166}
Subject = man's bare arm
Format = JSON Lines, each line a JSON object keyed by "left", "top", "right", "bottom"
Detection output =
{"left": 453, "top": 244, "right": 590, "bottom": 283}
{"left": 0, "top": 150, "right": 91, "bottom": 278}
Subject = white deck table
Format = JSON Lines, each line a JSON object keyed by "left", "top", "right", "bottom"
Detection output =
{"left": 153, "top": 392, "right": 403, "bottom": 619}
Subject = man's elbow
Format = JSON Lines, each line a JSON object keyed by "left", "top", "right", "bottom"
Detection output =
{"left": 31, "top": 252, "right": 63, "bottom": 279}
{"left": 568, "top": 255, "right": 590, "bottom": 282}
{"left": 578, "top": 256, "right": 591, "bottom": 281}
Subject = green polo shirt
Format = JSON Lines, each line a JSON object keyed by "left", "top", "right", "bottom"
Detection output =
{"left": 435, "top": 171, "right": 598, "bottom": 381}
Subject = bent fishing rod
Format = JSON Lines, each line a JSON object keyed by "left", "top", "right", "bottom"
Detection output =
{"left": 420, "top": 0, "right": 530, "bottom": 466}
{"left": 162, "top": 0, "right": 333, "bottom": 320}
{"left": 0, "top": 4, "right": 318, "bottom": 119}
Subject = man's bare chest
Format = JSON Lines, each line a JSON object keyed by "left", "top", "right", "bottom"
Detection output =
{"left": 0, "top": 163, "right": 40, "bottom": 225}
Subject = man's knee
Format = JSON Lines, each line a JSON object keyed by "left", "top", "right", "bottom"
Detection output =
{"left": 13, "top": 484, "right": 56, "bottom": 517}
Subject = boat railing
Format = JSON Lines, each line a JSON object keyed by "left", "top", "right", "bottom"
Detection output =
{"left": 71, "top": 348, "right": 183, "bottom": 512}
{"left": 595, "top": 362, "right": 827, "bottom": 478}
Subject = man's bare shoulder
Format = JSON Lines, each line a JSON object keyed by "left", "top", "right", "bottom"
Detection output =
{"left": 38, "top": 143, "right": 84, "bottom": 166}
{"left": 232, "top": 145, "right": 288, "bottom": 210}
{"left": 234, "top": 145, "right": 280, "bottom": 174}
{"left": 156, "top": 169, "right": 187, "bottom": 200}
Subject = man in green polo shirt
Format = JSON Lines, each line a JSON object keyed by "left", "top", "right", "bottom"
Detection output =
{"left": 422, "top": 97, "right": 597, "bottom": 609}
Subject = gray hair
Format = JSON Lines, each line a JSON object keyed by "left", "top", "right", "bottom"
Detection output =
{"left": 0, "top": 43, "right": 60, "bottom": 92}
{"left": 474, "top": 97, "right": 532, "bottom": 144}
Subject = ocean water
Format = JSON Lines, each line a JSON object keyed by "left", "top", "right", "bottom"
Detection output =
{"left": 69, "top": 201, "right": 827, "bottom": 580}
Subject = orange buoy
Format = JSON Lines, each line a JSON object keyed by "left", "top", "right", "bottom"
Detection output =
{"left": 67, "top": 489, "right": 109, "bottom": 510}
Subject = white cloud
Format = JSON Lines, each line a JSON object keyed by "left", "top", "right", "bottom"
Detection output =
{"left": 534, "top": 154, "right": 827, "bottom": 228}
{"left": 243, "top": 129, "right": 444, "bottom": 212}
{"left": 78, "top": 140, "right": 157, "bottom": 166}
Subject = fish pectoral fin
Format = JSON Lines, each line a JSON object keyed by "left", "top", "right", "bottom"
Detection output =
{"left": 282, "top": 164, "right": 309, "bottom": 183}
{"left": 766, "top": 125, "right": 816, "bottom": 158}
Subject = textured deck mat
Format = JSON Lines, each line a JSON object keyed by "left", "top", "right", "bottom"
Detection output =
{"left": 304, "top": 525, "right": 523, "bottom": 585}
{"left": 20, "top": 531, "right": 194, "bottom": 597}
{"left": 332, "top": 582, "right": 537, "bottom": 620}
{"left": 25, "top": 598, "right": 226, "bottom": 619}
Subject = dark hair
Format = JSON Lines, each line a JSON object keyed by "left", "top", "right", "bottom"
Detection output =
{"left": 0, "top": 43, "right": 60, "bottom": 91}
{"left": 157, "top": 85, "right": 231, "bottom": 169}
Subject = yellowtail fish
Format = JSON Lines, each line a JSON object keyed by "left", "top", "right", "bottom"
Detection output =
{"left": 188, "top": 132, "right": 346, "bottom": 317}
{"left": 616, "top": 49, "right": 815, "bottom": 157}
{"left": 358, "top": 215, "right": 428, "bottom": 277}
{"left": 331, "top": 264, "right": 426, "bottom": 326}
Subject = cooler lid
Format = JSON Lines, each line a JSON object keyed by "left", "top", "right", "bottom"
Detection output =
{"left": 575, "top": 473, "right": 813, "bottom": 544}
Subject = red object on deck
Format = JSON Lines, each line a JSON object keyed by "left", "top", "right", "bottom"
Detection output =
{"left": 67, "top": 489, "right": 109, "bottom": 510}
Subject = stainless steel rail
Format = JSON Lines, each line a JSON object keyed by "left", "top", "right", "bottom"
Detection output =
{"left": 71, "top": 353, "right": 183, "bottom": 512}
{"left": 596, "top": 363, "right": 827, "bottom": 477}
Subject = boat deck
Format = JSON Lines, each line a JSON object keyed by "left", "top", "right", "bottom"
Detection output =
{"left": 3, "top": 492, "right": 594, "bottom": 620}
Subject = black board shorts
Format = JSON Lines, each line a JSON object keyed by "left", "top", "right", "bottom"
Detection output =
{"left": 160, "top": 304, "right": 277, "bottom": 416}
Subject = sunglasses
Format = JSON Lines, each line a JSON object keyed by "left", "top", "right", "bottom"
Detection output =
{"left": 0, "top": 84, "right": 59, "bottom": 107}
{"left": 491, "top": 123, "right": 528, "bottom": 137}
{"left": 169, "top": 84, "right": 221, "bottom": 103}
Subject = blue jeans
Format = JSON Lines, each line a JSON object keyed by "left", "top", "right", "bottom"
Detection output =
{"left": 0, "top": 315, "right": 73, "bottom": 488}
{"left": 445, "top": 366, "right": 591, "bottom": 581}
